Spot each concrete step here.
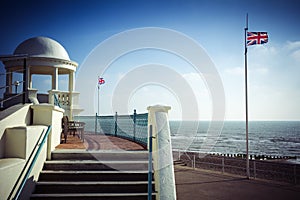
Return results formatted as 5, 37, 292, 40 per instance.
33, 181, 153, 194
31, 193, 156, 200
31, 150, 154, 199
51, 150, 149, 161
39, 170, 152, 182
43, 160, 149, 171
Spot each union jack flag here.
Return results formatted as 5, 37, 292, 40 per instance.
98, 77, 105, 85
247, 32, 268, 46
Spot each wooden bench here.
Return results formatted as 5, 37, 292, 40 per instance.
68, 121, 85, 141
61, 116, 85, 143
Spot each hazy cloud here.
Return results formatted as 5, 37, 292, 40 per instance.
224, 67, 244, 76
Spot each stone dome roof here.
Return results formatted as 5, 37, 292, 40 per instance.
13, 36, 71, 61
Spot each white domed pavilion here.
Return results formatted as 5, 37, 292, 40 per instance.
0, 36, 83, 119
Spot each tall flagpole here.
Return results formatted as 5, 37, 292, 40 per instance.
95, 77, 100, 134
98, 76, 100, 116
244, 13, 250, 179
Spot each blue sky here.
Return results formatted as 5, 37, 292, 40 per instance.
0, 0, 300, 120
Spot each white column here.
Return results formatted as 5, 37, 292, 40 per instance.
147, 105, 176, 200
24, 64, 30, 102
27, 66, 31, 89
69, 71, 74, 92
52, 68, 58, 90
29, 71, 33, 88
68, 71, 74, 120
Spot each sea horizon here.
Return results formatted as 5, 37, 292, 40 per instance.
76, 116, 300, 159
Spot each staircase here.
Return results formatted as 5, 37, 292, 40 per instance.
31, 150, 155, 200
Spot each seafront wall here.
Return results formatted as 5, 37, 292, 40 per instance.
0, 104, 31, 157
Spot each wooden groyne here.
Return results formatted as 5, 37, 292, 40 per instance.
210, 153, 297, 161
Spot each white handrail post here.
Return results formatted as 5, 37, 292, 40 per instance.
147, 105, 176, 200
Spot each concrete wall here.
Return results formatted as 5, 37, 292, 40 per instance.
0, 125, 48, 200
0, 158, 25, 199
0, 104, 31, 157
0, 103, 64, 199
31, 104, 64, 159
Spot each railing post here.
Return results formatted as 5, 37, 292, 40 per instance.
95, 113, 97, 134
222, 156, 225, 174
147, 105, 176, 200
254, 161, 256, 179
294, 165, 297, 184
133, 109, 137, 142
148, 124, 153, 200
193, 155, 196, 169
114, 112, 118, 136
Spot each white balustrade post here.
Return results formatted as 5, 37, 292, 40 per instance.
48, 90, 54, 105
147, 105, 176, 200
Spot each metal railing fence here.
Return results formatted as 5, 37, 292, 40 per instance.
175, 150, 299, 184
95, 109, 148, 147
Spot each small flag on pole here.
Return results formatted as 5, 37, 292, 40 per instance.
98, 77, 105, 85
247, 32, 268, 46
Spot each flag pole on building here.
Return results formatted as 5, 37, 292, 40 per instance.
244, 13, 250, 179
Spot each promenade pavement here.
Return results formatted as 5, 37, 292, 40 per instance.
175, 165, 300, 200
56, 132, 145, 150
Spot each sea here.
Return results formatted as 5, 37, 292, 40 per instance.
77, 117, 300, 160
170, 121, 300, 157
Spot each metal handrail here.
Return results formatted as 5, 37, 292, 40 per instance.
53, 93, 61, 108
0, 92, 24, 104
8, 125, 52, 200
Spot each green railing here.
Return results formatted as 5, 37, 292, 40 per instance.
96, 110, 148, 147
